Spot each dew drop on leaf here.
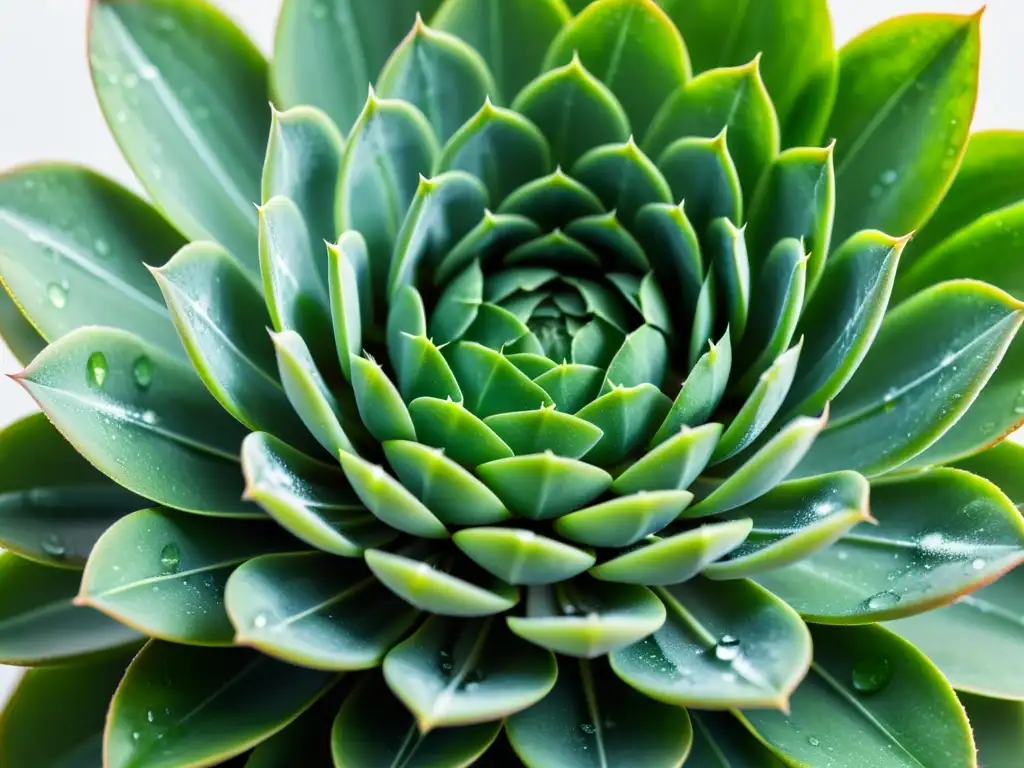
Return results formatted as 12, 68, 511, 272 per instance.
159, 543, 180, 573
714, 634, 740, 661
47, 282, 68, 308
808, 736, 821, 747
147, 710, 155, 723
851, 656, 891, 694
579, 723, 596, 734
86, 351, 108, 388
1013, 388, 1024, 415
40, 534, 66, 560
972, 558, 986, 570
865, 590, 900, 611
133, 356, 153, 390
253, 613, 268, 629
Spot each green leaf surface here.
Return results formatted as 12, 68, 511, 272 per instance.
0, 654, 132, 768
633, 203, 703, 329
328, 232, 370, 381
793, 280, 1023, 478
508, 581, 665, 658
0, 552, 142, 665
435, 212, 542, 284
959, 692, 1024, 768
0, 282, 45, 365
447, 341, 553, 418
477, 453, 612, 520
545, 0, 690, 136
153, 241, 314, 452
454, 528, 595, 585
655, 133, 742, 235
555, 491, 693, 548
17, 326, 254, 516
887, 565, 1024, 700
739, 624, 975, 768
687, 712, 788, 768
498, 169, 605, 233
511, 55, 630, 168
484, 407, 603, 459
576, 384, 672, 467
394, 334, 464, 406
331, 672, 501, 767
0, 412, 143, 568
349, 355, 417, 443
241, 433, 393, 557
615, 423, 721, 495
827, 12, 980, 247
0, 164, 185, 355
611, 577, 810, 709
80, 507, 295, 646
90, 0, 268, 268
572, 140, 672, 227
533, 363, 604, 414
950, 439, 1024, 506
383, 615, 557, 729
226, 551, 418, 670
106, 640, 335, 768
756, 469, 1024, 624
564, 212, 649, 272
408, 396, 513, 466
429, 260, 483, 344
652, 329, 731, 444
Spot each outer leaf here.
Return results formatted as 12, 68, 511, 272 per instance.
793, 281, 1023, 478
79, 507, 295, 645
0, 553, 142, 665
887, 566, 1024, 700
959, 692, 1024, 768
739, 625, 975, 768
383, 615, 557, 730
153, 241, 314, 452
90, 0, 268, 268
611, 577, 811, 709
226, 552, 418, 670
0, 654, 131, 768
246, 694, 338, 767
545, 0, 690, 136
432, 0, 571, 101
506, 657, 692, 768
756, 469, 1024, 624
951, 439, 1024, 506
105, 641, 334, 768
16, 327, 254, 516
331, 672, 501, 767
271, 0, 440, 135
0, 413, 142, 568
0, 165, 185, 355
827, 13, 980, 246
241, 433, 394, 557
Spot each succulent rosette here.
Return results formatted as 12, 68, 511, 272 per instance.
0, 1, 1022, 766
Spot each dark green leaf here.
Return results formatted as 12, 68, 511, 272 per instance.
655, 133, 742, 235
633, 203, 703, 328
338, 452, 449, 539
604, 325, 668, 391
477, 453, 612, 520
349, 355, 417, 443
435, 212, 542, 284
408, 396, 513, 466
533, 362, 604, 414
652, 329, 731, 444
950, 439, 1024, 506
0, 282, 45, 365
564, 211, 649, 272
498, 168, 605, 232
959, 692, 1024, 768
447, 341, 553, 418
328, 231, 371, 381
571, 139, 672, 227
687, 712, 787, 768
555, 491, 693, 548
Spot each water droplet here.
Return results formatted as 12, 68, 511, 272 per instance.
852, 656, 891, 694
132, 356, 153, 390
579, 723, 596, 735
866, 591, 900, 611
139, 63, 159, 81
881, 169, 898, 185
47, 282, 68, 308
132, 732, 140, 741
253, 613, 268, 629
159, 543, 180, 573
94, 238, 110, 256
41, 534, 66, 560
441, 661, 453, 672
972, 558, 986, 570
147, 710, 155, 723
808, 736, 821, 747
157, 15, 176, 31
87, 351, 108, 388
1013, 388, 1024, 415
714, 635, 740, 661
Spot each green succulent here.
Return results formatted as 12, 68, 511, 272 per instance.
2, 0, 1024, 765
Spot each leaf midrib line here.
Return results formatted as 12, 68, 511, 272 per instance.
86, 555, 249, 599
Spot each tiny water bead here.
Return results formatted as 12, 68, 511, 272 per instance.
807, 737, 821, 747
133, 355, 153, 390
46, 281, 68, 308
579, 723, 597, 735
40, 534, 66, 560
253, 613, 268, 629
159, 543, 181, 573
972, 558, 986, 570
714, 635, 741, 661
851, 656, 891, 695
865, 590, 901, 611
86, 351, 109, 388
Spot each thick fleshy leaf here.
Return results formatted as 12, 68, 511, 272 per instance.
0, 654, 131, 768
16, 327, 254, 516
383, 615, 557, 729
0, 283, 45, 365
498, 169, 605, 233
687, 712, 788, 768
564, 211, 649, 272
576, 384, 673, 466
79, 507, 294, 645
408, 396, 513, 466
793, 281, 1023, 478
226, 552, 418, 670
827, 13, 980, 246
436, 100, 551, 205
739, 624, 975, 768
533, 362, 605, 414
511, 55, 629, 168
506, 657, 692, 768
484, 407, 603, 459
951, 439, 1024, 506
603, 324, 668, 392
508, 581, 665, 658
571, 139, 672, 227
328, 231, 370, 380
106, 641, 334, 768
655, 133, 742, 235
331, 672, 501, 767
887, 565, 1024, 699
246, 693, 338, 768
454, 528, 595, 585
433, 0, 570, 101
349, 355, 416, 443
706, 217, 750, 342
394, 336, 464, 406
0, 165, 185, 355
633, 203, 703, 328
704, 472, 872, 580
447, 341, 553, 418
90, 0, 268, 267
545, 0, 690, 136
429, 260, 483, 344
0, 413, 142, 568
611, 577, 811, 709
645, 57, 778, 201
960, 692, 1024, 768
756, 469, 1024, 623
153, 241, 314, 452
271, 0, 440, 135
614, 424, 721, 495
337, 92, 439, 298
477, 453, 612, 520
241, 433, 393, 557
0, 552, 141, 665
383, 439, 511, 525
435, 212, 542, 284
591, 520, 751, 585
555, 491, 693, 548
782, 230, 905, 419
365, 548, 519, 617
652, 329, 731, 444
262, 105, 344, 266
377, 17, 498, 142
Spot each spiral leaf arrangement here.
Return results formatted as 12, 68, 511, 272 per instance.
0, 0, 1023, 766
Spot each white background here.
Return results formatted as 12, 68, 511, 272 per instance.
0, 0, 1017, 695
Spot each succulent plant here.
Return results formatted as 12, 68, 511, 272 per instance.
1, 0, 1023, 765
